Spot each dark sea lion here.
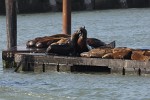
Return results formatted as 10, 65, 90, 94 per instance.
46, 44, 73, 55
87, 38, 106, 48
46, 32, 81, 56
87, 38, 115, 48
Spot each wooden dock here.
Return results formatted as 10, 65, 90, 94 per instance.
2, 49, 150, 76
3, 0, 150, 76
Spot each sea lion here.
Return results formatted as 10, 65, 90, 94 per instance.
112, 47, 132, 59
76, 26, 89, 54
46, 31, 81, 56
35, 38, 61, 48
144, 50, 150, 56
87, 38, 115, 48
81, 47, 132, 59
131, 52, 150, 61
80, 48, 113, 58
26, 40, 37, 48
26, 34, 70, 48
50, 38, 69, 45
131, 49, 150, 61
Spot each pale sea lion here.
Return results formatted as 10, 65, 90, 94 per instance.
80, 48, 112, 58
102, 53, 113, 59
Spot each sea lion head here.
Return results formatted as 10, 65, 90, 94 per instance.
26, 40, 36, 48
77, 26, 87, 39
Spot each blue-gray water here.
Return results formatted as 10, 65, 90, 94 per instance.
1, 8, 150, 100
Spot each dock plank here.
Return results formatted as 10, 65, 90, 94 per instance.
12, 53, 150, 75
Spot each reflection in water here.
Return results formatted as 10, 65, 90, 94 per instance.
119, 0, 128, 8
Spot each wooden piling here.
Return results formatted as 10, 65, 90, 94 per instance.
5, 0, 17, 49
62, 0, 71, 35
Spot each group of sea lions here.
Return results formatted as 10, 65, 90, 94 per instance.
26, 26, 115, 56
26, 26, 150, 61
81, 47, 150, 61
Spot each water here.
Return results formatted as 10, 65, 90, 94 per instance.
0, 8, 150, 100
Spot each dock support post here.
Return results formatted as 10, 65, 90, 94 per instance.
62, 0, 71, 35
5, 0, 17, 50
138, 68, 141, 76
122, 67, 125, 75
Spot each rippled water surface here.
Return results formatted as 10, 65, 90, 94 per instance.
0, 8, 150, 100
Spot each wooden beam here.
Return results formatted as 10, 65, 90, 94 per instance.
5, 0, 17, 49
62, 0, 71, 35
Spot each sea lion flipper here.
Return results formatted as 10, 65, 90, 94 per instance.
106, 41, 116, 48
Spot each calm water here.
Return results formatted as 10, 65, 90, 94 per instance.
1, 8, 150, 100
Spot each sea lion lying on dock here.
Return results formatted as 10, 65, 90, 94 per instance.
81, 47, 112, 58
109, 47, 132, 59
87, 38, 115, 48
26, 34, 70, 48
81, 47, 132, 59
131, 49, 150, 61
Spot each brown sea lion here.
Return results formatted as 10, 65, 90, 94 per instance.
87, 38, 116, 48
131, 49, 150, 61
35, 38, 61, 48
112, 47, 132, 59
51, 38, 69, 45
26, 34, 70, 48
76, 27, 89, 54
131, 52, 150, 61
80, 48, 112, 58
144, 50, 150, 56
132, 49, 145, 55
46, 31, 81, 56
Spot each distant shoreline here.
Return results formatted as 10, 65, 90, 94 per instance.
0, 0, 150, 15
